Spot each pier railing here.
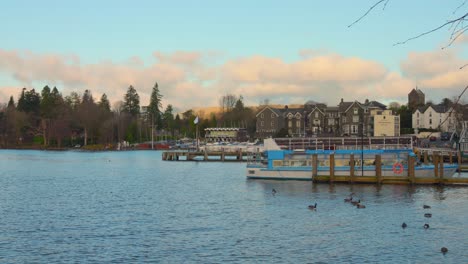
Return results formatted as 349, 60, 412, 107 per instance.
274, 136, 415, 151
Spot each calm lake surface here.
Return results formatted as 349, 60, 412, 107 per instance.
0, 150, 467, 263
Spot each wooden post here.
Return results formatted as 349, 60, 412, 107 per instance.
408, 155, 415, 184
329, 154, 335, 183
239, 149, 243, 161
350, 154, 355, 183
449, 152, 453, 164
221, 149, 225, 161
424, 151, 428, 165
458, 151, 462, 173
433, 153, 439, 179
204, 149, 208, 161
439, 158, 444, 184
312, 154, 318, 179
417, 150, 421, 162
376, 155, 382, 184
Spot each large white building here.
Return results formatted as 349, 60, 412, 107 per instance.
412, 105, 457, 132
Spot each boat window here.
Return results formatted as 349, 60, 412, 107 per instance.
272, 160, 283, 167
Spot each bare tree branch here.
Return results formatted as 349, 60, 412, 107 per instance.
453, 0, 467, 14
461, 63, 468, 69
348, 0, 386, 28
382, 0, 390, 10
393, 12, 468, 46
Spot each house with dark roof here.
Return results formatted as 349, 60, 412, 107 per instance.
255, 106, 285, 138
412, 104, 458, 132
254, 98, 397, 139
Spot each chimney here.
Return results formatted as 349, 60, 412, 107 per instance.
341, 98, 344, 103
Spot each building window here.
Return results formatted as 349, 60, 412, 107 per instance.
353, 115, 359, 123
261, 113, 264, 118
351, 125, 357, 134
271, 121, 275, 127
429, 119, 432, 124
417, 112, 419, 117
429, 112, 432, 117
288, 120, 292, 127
271, 113, 275, 118
315, 112, 319, 118
296, 120, 301, 128
261, 121, 264, 126
353, 108, 358, 114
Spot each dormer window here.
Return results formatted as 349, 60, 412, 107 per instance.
271, 113, 275, 118
261, 113, 264, 118
353, 108, 358, 114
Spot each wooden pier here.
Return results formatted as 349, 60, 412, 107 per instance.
311, 151, 468, 185
162, 149, 249, 162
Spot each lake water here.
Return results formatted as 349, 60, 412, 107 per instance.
0, 150, 467, 263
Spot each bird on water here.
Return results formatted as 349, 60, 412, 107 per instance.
441, 247, 448, 254
424, 213, 432, 218
423, 205, 431, 209
356, 203, 366, 209
272, 189, 277, 196
424, 224, 430, 229
308, 203, 317, 210
401, 222, 407, 228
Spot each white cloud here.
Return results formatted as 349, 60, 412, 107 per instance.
0, 48, 466, 110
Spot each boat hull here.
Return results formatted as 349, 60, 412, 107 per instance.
246, 165, 458, 181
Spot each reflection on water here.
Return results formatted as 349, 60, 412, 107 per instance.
0, 150, 467, 263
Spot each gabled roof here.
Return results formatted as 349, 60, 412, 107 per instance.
414, 104, 450, 114
255, 106, 283, 117
338, 101, 354, 112
365, 100, 387, 110
342, 101, 364, 113
307, 106, 325, 117
283, 108, 305, 116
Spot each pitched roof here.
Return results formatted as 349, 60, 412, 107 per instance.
365, 100, 387, 110
255, 106, 283, 117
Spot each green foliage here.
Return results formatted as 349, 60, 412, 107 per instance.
123, 85, 140, 116
98, 93, 111, 112
17, 88, 40, 114
148, 82, 163, 128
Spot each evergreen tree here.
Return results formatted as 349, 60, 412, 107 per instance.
7, 96, 15, 109
148, 82, 163, 128
123, 85, 140, 116
98, 93, 111, 112
162, 104, 174, 134
17, 88, 26, 112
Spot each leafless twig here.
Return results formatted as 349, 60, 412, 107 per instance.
393, 12, 468, 46
453, 0, 467, 14
348, 0, 387, 28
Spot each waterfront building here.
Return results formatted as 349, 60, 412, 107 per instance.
205, 127, 248, 142
412, 104, 458, 132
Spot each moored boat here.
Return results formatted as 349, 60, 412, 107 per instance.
246, 139, 458, 182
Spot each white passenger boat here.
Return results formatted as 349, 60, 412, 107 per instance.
246, 139, 458, 181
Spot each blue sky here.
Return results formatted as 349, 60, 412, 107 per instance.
0, 0, 466, 110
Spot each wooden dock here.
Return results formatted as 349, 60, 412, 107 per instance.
162, 149, 249, 162
310, 153, 468, 185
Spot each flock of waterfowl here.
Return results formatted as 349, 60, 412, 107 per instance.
401, 204, 448, 254
272, 189, 449, 255
344, 193, 366, 208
